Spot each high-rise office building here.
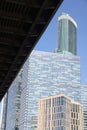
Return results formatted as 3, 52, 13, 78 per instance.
1, 13, 87, 130
1, 74, 86, 130
0, 94, 7, 130
38, 94, 83, 130
19, 50, 80, 130
58, 13, 77, 55
80, 85, 87, 130
0, 71, 22, 130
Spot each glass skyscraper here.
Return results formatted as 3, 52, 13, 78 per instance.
1, 13, 87, 130
80, 85, 87, 130
0, 94, 7, 130
19, 50, 81, 130
1, 71, 22, 130
58, 13, 77, 55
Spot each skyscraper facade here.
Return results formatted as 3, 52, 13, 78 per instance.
58, 13, 77, 55
80, 85, 87, 130
1, 13, 87, 130
38, 94, 83, 130
1, 71, 22, 130
0, 94, 7, 130
19, 50, 81, 130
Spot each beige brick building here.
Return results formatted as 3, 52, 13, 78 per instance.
38, 94, 83, 130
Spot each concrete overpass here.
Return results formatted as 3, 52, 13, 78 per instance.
0, 0, 63, 101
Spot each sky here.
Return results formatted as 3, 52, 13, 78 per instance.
35, 0, 87, 84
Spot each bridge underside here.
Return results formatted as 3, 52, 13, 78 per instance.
0, 0, 63, 101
